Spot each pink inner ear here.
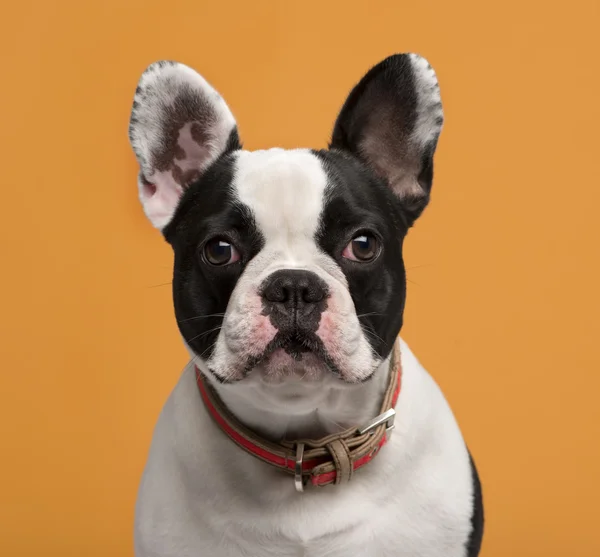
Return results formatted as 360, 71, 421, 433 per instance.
138, 169, 185, 229
141, 182, 157, 199
170, 121, 212, 185
138, 121, 215, 228
139, 120, 225, 228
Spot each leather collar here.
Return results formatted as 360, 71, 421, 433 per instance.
195, 341, 401, 492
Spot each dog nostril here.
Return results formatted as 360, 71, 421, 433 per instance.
302, 287, 325, 304
264, 284, 288, 303
277, 285, 291, 303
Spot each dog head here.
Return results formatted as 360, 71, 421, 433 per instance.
129, 55, 442, 388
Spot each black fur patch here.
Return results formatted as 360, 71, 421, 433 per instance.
163, 153, 263, 362
466, 451, 484, 557
314, 149, 408, 361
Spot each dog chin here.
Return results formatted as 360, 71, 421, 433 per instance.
253, 348, 329, 384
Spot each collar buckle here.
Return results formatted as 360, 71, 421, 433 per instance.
294, 442, 306, 493
358, 407, 396, 440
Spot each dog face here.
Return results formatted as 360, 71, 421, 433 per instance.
129, 55, 443, 385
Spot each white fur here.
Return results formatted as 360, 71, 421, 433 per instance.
135, 340, 474, 557
407, 54, 444, 148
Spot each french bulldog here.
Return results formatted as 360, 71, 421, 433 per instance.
128, 53, 483, 557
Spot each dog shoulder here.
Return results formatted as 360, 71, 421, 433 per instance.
389, 340, 479, 554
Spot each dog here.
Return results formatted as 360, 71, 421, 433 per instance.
128, 53, 484, 557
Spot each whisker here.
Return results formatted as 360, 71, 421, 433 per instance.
356, 312, 384, 319
199, 340, 219, 360
185, 326, 222, 345
360, 324, 385, 345
147, 282, 172, 289
178, 313, 226, 324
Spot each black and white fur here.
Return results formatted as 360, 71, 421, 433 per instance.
129, 54, 483, 557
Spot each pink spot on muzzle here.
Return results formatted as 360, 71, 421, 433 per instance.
316, 306, 345, 366
316, 310, 337, 345
242, 293, 278, 357
250, 317, 277, 354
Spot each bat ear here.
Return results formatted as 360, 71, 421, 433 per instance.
128, 61, 240, 229
331, 54, 443, 226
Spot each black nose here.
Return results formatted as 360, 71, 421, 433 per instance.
261, 270, 328, 328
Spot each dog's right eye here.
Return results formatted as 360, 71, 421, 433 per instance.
202, 238, 240, 266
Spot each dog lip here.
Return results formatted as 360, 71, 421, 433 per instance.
280, 336, 312, 359
245, 339, 313, 370
240, 333, 332, 377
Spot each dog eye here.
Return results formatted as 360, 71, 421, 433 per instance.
203, 238, 240, 266
342, 234, 380, 262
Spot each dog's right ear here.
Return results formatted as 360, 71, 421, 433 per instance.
128, 61, 240, 230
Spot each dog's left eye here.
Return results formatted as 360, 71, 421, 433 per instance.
342, 233, 380, 262
203, 238, 240, 266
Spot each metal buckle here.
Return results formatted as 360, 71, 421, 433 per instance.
294, 442, 305, 493
358, 408, 396, 440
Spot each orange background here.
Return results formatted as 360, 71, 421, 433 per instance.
1, 1, 599, 555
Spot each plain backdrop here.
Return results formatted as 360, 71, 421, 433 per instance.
1, 1, 599, 555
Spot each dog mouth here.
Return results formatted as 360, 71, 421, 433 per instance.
278, 333, 318, 359
242, 332, 340, 379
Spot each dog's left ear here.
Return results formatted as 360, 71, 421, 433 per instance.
330, 54, 443, 226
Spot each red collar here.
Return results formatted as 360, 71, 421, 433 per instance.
195, 343, 402, 491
